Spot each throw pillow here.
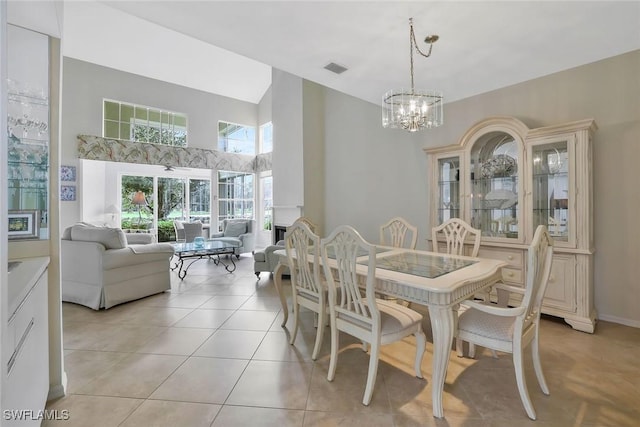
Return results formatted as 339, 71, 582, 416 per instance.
223, 221, 247, 238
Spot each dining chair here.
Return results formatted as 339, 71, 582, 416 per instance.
379, 216, 418, 249
294, 216, 318, 234
456, 225, 553, 420
285, 221, 326, 360
431, 218, 483, 355
321, 225, 426, 406
431, 217, 481, 257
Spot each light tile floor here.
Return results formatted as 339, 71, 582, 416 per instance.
46, 254, 640, 426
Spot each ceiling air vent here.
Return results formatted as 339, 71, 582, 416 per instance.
324, 62, 348, 74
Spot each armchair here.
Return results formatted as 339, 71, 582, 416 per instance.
61, 223, 175, 309
173, 220, 206, 242
253, 216, 318, 278
209, 219, 256, 257
253, 241, 285, 278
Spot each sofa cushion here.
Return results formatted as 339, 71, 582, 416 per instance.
103, 245, 173, 269
224, 221, 247, 237
212, 236, 241, 247
71, 224, 127, 249
126, 233, 154, 245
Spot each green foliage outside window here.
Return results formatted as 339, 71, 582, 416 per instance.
104, 100, 187, 146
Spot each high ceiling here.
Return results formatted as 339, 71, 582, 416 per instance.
20, 1, 640, 105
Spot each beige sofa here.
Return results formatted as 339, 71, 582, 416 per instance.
61, 223, 175, 309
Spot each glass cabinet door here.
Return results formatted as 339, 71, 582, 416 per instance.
7, 25, 50, 240
469, 131, 520, 239
436, 156, 461, 225
531, 140, 569, 242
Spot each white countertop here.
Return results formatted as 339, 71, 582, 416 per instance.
8, 256, 49, 318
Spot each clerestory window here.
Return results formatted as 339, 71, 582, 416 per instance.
103, 99, 187, 146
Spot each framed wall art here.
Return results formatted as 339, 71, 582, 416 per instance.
60, 165, 76, 182
8, 210, 40, 240
60, 185, 76, 201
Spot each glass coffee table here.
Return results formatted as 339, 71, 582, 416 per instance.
171, 240, 239, 279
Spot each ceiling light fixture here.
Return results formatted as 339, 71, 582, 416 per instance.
382, 18, 443, 132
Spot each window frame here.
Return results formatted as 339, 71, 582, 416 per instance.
217, 120, 257, 155
103, 99, 188, 146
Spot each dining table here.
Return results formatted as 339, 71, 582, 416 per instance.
273, 246, 507, 419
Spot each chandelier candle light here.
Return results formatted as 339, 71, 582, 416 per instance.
382, 18, 443, 132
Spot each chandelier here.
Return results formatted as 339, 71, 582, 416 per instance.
382, 18, 443, 132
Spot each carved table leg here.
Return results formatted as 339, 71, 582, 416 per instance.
428, 305, 455, 419
274, 262, 288, 327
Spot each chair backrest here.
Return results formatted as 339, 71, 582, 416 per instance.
322, 225, 379, 336
222, 219, 254, 235
379, 217, 418, 249
519, 225, 554, 330
182, 221, 203, 243
173, 220, 185, 241
292, 216, 317, 235
431, 218, 481, 257
285, 221, 322, 301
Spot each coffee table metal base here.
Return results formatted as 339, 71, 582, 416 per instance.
171, 241, 239, 279
172, 253, 236, 279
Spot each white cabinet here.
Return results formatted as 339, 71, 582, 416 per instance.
4, 258, 49, 426
426, 117, 597, 332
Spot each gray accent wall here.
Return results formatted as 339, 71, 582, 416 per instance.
61, 57, 259, 228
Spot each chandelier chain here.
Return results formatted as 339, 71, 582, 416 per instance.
409, 17, 435, 94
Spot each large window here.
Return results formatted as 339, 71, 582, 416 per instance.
259, 122, 273, 153
104, 100, 187, 146
218, 121, 256, 154
189, 179, 211, 223
218, 171, 254, 228
121, 174, 210, 241
121, 175, 154, 228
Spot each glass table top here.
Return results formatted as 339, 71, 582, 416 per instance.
173, 240, 238, 253
359, 252, 477, 279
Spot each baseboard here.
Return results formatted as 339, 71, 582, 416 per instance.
47, 371, 67, 401
598, 314, 640, 328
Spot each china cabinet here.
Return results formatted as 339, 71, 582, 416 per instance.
425, 116, 597, 332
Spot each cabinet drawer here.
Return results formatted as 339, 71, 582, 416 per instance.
477, 247, 524, 267
8, 286, 37, 354
501, 267, 523, 285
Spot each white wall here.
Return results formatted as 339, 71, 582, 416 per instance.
79, 160, 105, 224
258, 86, 272, 127
322, 50, 640, 327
